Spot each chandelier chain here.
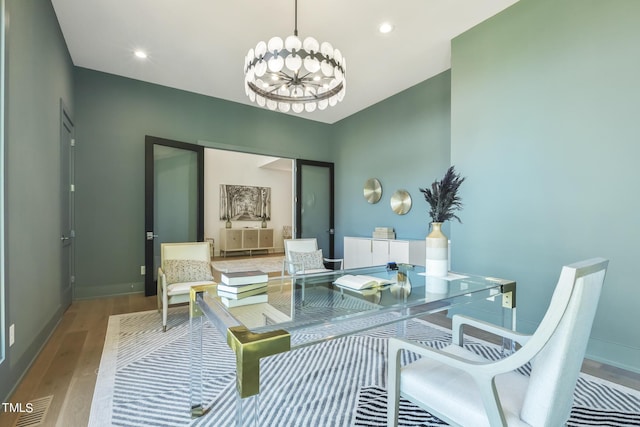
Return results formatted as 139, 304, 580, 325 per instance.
294, 0, 298, 37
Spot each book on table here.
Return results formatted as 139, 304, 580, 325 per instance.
217, 281, 267, 294
333, 274, 395, 291
220, 270, 268, 286
221, 293, 268, 308
217, 285, 268, 300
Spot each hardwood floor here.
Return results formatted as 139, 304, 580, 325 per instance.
2, 291, 638, 427
1, 294, 157, 427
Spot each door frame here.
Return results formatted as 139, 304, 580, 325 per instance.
144, 135, 204, 296
295, 159, 336, 259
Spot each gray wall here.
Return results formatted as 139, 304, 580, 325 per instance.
1, 0, 75, 402
73, 68, 333, 298
450, 0, 640, 371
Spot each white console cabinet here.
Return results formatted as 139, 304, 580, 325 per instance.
220, 228, 274, 257
343, 236, 425, 269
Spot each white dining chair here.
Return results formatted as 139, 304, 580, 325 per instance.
282, 238, 343, 276
387, 258, 609, 427
157, 242, 216, 331
281, 238, 344, 303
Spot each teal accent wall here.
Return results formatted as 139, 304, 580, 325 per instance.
450, 0, 640, 372
73, 69, 333, 298
73, 69, 451, 298
332, 71, 452, 256
1, 0, 74, 402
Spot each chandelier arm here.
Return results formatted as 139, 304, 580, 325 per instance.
273, 71, 294, 84
296, 71, 312, 81
267, 83, 285, 95
248, 81, 344, 103
302, 81, 329, 89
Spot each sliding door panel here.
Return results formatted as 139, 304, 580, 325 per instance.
296, 160, 335, 259
144, 136, 204, 296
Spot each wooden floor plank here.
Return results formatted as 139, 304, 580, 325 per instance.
36, 330, 87, 427
54, 373, 98, 427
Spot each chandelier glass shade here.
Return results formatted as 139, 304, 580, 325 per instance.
243, 7, 346, 113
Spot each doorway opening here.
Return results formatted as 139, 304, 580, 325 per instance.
144, 137, 335, 296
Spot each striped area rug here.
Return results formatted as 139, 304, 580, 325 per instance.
355, 386, 640, 426
89, 307, 640, 426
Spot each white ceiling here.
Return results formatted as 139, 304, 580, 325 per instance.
51, 0, 518, 124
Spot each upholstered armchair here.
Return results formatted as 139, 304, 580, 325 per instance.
282, 238, 343, 276
157, 242, 215, 332
387, 258, 609, 427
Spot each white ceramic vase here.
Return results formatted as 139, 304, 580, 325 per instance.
426, 277, 449, 294
425, 222, 448, 277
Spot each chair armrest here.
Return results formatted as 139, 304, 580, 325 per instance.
388, 337, 517, 427
389, 337, 489, 373
282, 259, 305, 275
157, 267, 168, 292
452, 314, 531, 347
388, 337, 486, 427
388, 336, 526, 385
323, 257, 344, 270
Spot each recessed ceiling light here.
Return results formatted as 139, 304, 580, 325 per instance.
379, 22, 394, 34
134, 50, 148, 59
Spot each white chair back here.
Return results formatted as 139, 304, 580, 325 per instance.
161, 242, 210, 267
520, 258, 608, 426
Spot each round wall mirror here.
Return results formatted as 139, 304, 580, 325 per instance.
390, 189, 412, 215
363, 178, 382, 204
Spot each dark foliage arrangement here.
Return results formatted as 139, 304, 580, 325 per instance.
419, 166, 465, 223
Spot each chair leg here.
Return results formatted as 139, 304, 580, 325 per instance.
477, 379, 508, 427
162, 310, 167, 332
387, 339, 401, 427
162, 296, 168, 332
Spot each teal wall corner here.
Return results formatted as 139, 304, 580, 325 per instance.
332, 71, 452, 258
450, 0, 640, 372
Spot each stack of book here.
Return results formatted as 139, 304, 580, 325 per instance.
373, 227, 395, 239
218, 270, 269, 308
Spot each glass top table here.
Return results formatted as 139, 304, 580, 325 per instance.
189, 264, 516, 423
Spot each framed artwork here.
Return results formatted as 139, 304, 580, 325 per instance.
220, 184, 271, 221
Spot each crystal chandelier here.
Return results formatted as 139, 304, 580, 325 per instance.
243, 0, 346, 113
